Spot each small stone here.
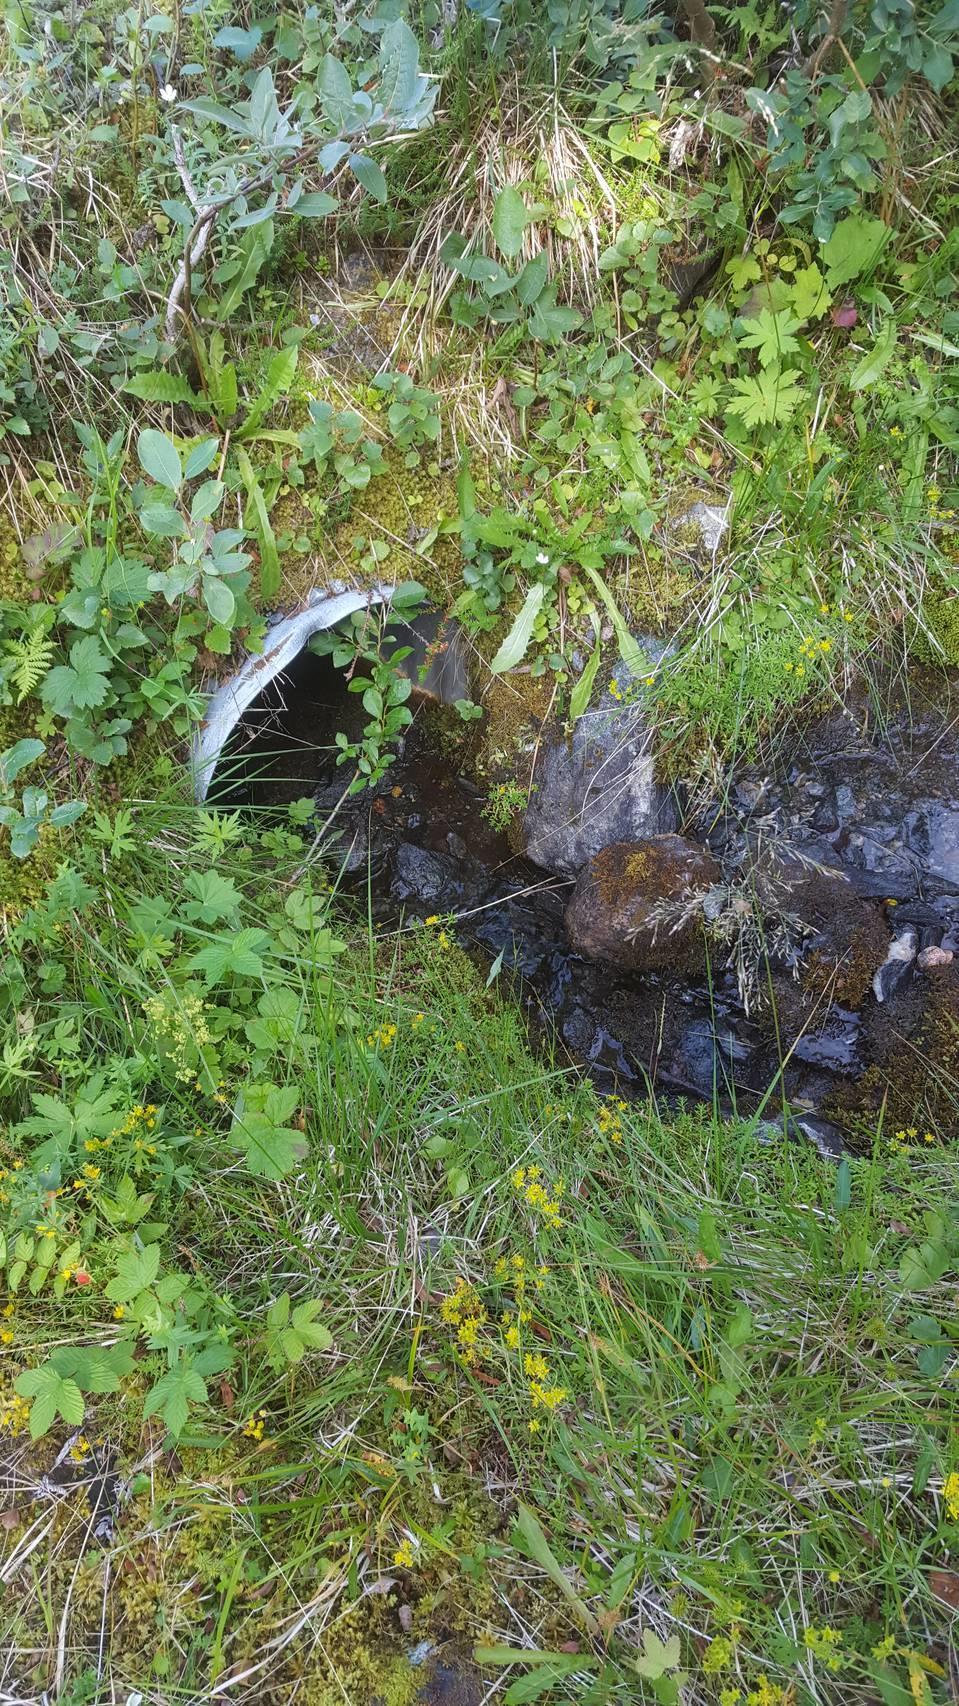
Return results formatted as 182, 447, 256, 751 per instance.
917, 944, 954, 970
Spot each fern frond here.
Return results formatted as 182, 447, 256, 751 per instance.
4, 627, 56, 703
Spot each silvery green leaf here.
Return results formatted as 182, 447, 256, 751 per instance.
317, 53, 355, 128
377, 17, 421, 112
349, 153, 387, 203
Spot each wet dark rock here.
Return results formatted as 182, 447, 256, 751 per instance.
392, 843, 462, 904
792, 1006, 862, 1074
565, 836, 721, 973
872, 927, 918, 1003
523, 684, 676, 877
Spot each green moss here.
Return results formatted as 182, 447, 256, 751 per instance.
919, 589, 959, 667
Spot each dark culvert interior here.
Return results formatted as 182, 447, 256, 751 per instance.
207, 615, 855, 1144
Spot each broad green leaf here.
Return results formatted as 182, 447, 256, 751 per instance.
15, 1364, 85, 1437
204, 576, 236, 627
137, 429, 182, 492
182, 869, 243, 925
179, 97, 253, 135
232, 1083, 305, 1180
349, 153, 387, 204
821, 213, 890, 288
635, 1629, 682, 1680
492, 185, 531, 259
294, 191, 338, 218
848, 318, 897, 390
105, 1242, 161, 1302
317, 53, 354, 128
490, 583, 546, 674
515, 250, 549, 307
377, 17, 421, 112
189, 926, 269, 986
569, 632, 601, 722
790, 261, 832, 322
185, 437, 221, 478
0, 738, 45, 788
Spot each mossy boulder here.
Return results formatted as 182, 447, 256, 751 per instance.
565, 835, 721, 973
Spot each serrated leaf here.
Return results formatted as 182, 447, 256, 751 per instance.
237, 345, 298, 440
738, 308, 802, 368
848, 318, 897, 390
15, 1365, 85, 1436
189, 926, 269, 986
124, 371, 204, 405
490, 583, 545, 674
725, 367, 804, 428
492, 185, 531, 259
232, 1083, 305, 1180
105, 1242, 161, 1302
821, 213, 891, 288
143, 1362, 208, 1438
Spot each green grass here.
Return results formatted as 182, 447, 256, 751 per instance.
1, 794, 957, 1703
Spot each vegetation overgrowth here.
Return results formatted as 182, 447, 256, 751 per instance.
1, 0, 958, 1700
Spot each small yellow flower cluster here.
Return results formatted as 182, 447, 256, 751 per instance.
943, 1470, 959, 1521
243, 1409, 270, 1442
366, 1023, 398, 1050
529, 1376, 568, 1413
1, 1299, 14, 1346
890, 1126, 937, 1153
0, 1391, 31, 1436
927, 483, 957, 522
785, 633, 832, 677
597, 1097, 628, 1145
439, 1277, 487, 1366
411, 1012, 425, 1028
609, 677, 625, 702
100, 1104, 159, 1164
512, 1165, 564, 1229
144, 993, 211, 1081
704, 1636, 736, 1674
393, 1537, 417, 1568
69, 1163, 103, 1199
745, 1677, 789, 1706
69, 1435, 91, 1463
804, 1625, 844, 1672
494, 1252, 548, 1298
